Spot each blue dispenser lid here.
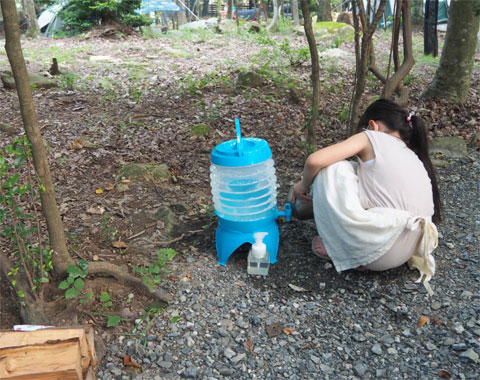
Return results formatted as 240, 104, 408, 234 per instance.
211, 137, 272, 167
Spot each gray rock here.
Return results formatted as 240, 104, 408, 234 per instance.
224, 347, 235, 359
116, 163, 170, 182
236, 71, 264, 88
230, 353, 246, 364
354, 363, 368, 376
1, 70, 57, 89
372, 343, 383, 355
430, 136, 468, 158
182, 366, 198, 378
460, 348, 479, 363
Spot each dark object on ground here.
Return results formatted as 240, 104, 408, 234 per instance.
49, 58, 60, 75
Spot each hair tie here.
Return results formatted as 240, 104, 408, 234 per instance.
406, 111, 415, 122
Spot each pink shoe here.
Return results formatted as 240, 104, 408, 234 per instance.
311, 236, 331, 261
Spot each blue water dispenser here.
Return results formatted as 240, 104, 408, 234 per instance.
210, 119, 291, 266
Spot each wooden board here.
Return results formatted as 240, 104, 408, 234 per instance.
0, 326, 97, 374
0, 338, 82, 380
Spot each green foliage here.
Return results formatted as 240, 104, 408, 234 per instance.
1, 137, 53, 303
59, 72, 79, 90
58, 259, 90, 301
100, 291, 113, 307
60, 0, 151, 35
134, 248, 178, 290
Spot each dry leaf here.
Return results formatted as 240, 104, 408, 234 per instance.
95, 188, 104, 194
283, 327, 296, 335
112, 241, 127, 249
68, 140, 83, 150
288, 283, 309, 292
104, 182, 115, 191
86, 206, 105, 215
80, 139, 95, 148
417, 315, 430, 327
186, 274, 192, 279
266, 322, 284, 338
120, 179, 131, 184
244, 337, 254, 353
169, 275, 179, 281
123, 355, 141, 369
437, 370, 452, 379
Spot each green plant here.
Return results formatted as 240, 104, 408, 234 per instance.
58, 259, 93, 302
338, 107, 349, 122
1, 137, 53, 304
59, 72, 79, 90
134, 248, 178, 290
99, 291, 113, 307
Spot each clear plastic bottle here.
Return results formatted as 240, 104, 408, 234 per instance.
210, 158, 278, 222
247, 232, 270, 276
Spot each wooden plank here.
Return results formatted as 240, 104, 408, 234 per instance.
0, 327, 93, 371
0, 339, 82, 380
84, 366, 96, 380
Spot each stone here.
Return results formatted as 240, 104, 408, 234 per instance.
320, 364, 334, 374
115, 183, 129, 192
295, 22, 355, 44
460, 348, 479, 363
183, 366, 198, 378
153, 206, 177, 233
242, 21, 262, 33
430, 136, 468, 158
0, 123, 17, 135
236, 71, 264, 88
218, 19, 237, 33
372, 343, 383, 355
116, 163, 170, 182
1, 70, 57, 90
354, 363, 368, 376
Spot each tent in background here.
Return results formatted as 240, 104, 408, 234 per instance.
135, 0, 182, 14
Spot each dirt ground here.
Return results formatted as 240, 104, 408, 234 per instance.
0, 27, 479, 338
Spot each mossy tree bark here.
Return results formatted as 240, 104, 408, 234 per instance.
300, 0, 321, 150
422, 0, 480, 102
21, 0, 39, 38
316, 0, 332, 22
292, 0, 300, 27
227, 0, 233, 18
266, 0, 280, 31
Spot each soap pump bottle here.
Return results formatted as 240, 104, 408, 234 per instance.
247, 232, 269, 276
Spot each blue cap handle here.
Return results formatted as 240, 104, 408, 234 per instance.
235, 118, 243, 155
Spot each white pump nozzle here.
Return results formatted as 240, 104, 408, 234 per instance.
252, 232, 268, 259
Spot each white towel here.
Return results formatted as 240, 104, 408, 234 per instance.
312, 161, 438, 295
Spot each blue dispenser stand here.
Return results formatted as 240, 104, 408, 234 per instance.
212, 118, 291, 266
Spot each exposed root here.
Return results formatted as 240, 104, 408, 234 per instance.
88, 262, 172, 303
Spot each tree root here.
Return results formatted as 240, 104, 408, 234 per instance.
88, 262, 172, 303
0, 252, 49, 325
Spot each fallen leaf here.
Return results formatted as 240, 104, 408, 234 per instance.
112, 241, 127, 249
437, 370, 452, 379
68, 140, 83, 150
123, 355, 141, 369
283, 327, 296, 335
104, 182, 115, 191
266, 322, 284, 338
243, 337, 254, 353
95, 188, 104, 194
169, 275, 179, 281
288, 283, 309, 292
86, 206, 105, 215
120, 179, 131, 184
417, 315, 430, 327
186, 274, 192, 279
430, 315, 445, 326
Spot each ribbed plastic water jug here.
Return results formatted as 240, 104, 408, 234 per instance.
210, 125, 277, 223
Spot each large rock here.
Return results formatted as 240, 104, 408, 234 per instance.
295, 22, 354, 45
218, 19, 237, 34
179, 18, 218, 31
116, 163, 170, 182
242, 21, 262, 33
430, 136, 468, 158
236, 71, 264, 88
1, 70, 57, 90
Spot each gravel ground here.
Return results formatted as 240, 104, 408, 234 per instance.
97, 150, 479, 379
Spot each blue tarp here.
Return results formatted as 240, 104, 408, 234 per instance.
135, 0, 182, 14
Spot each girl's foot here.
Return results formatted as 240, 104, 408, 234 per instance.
311, 235, 331, 261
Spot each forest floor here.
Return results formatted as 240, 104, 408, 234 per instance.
0, 25, 479, 379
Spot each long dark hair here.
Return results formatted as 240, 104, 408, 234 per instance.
357, 99, 441, 224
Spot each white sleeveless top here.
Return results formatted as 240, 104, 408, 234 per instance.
357, 131, 434, 218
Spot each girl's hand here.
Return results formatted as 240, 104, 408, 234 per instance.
293, 180, 312, 204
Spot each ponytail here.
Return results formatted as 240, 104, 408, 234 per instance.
358, 99, 442, 224
409, 116, 442, 224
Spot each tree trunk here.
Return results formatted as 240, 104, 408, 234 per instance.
300, 0, 320, 150
227, 0, 233, 19
316, 0, 332, 22
424, 0, 439, 56
292, 0, 300, 26
21, 0, 39, 38
203, 0, 209, 17
1, 0, 72, 276
422, 0, 480, 102
412, 0, 423, 26
177, 1, 187, 25
266, 0, 280, 31
348, 0, 387, 136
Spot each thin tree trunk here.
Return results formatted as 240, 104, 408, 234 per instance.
316, 0, 332, 22
21, 0, 39, 38
1, 0, 72, 276
412, 0, 423, 26
422, 0, 480, 102
292, 0, 300, 27
300, 0, 320, 150
424, 0, 439, 56
227, 0, 233, 19
266, 0, 279, 31
348, 0, 387, 136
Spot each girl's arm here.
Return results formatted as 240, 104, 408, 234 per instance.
293, 132, 372, 203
